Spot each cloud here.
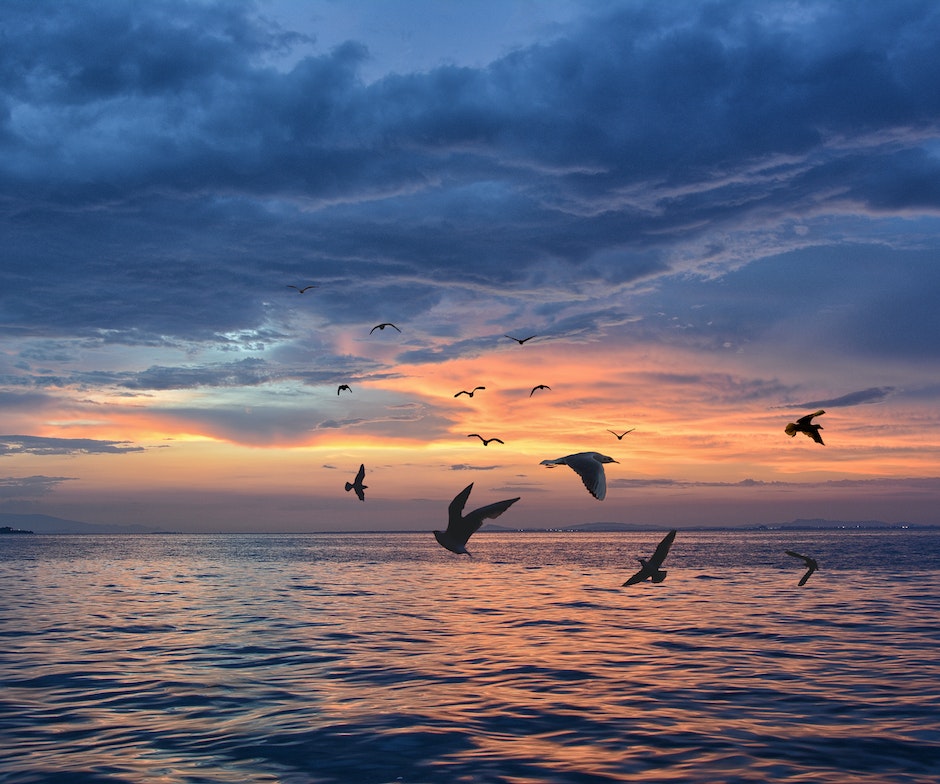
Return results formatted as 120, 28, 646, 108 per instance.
450, 464, 500, 471
0, 475, 75, 497
795, 387, 896, 409
0, 435, 144, 456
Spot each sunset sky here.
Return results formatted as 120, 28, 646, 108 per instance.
2, 0, 940, 532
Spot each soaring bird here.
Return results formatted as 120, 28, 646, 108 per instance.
455, 387, 486, 398
433, 483, 520, 556
468, 434, 504, 446
540, 451, 618, 500
370, 322, 401, 334
529, 384, 551, 397
345, 464, 367, 501
622, 530, 678, 586
607, 429, 635, 440
287, 285, 317, 293
785, 550, 818, 586
337, 384, 352, 395
505, 334, 536, 345
785, 409, 826, 445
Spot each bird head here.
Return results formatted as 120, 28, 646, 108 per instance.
595, 453, 618, 463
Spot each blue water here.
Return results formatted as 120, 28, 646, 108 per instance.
2, 530, 939, 783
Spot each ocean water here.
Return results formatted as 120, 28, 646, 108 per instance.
1, 529, 939, 784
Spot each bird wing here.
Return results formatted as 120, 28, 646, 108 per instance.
785, 549, 809, 564
355, 464, 365, 484
622, 565, 648, 586
461, 497, 520, 538
562, 452, 607, 500
648, 530, 677, 569
354, 485, 365, 501
808, 429, 825, 445
796, 410, 825, 426
446, 484, 475, 537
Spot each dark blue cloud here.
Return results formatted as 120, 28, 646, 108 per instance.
0, 435, 144, 455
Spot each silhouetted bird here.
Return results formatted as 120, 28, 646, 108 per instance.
623, 530, 677, 586
433, 483, 520, 556
287, 285, 317, 293
468, 434, 504, 446
607, 429, 635, 440
345, 464, 367, 501
540, 451, 618, 500
337, 384, 352, 395
370, 322, 401, 334
455, 387, 486, 398
529, 384, 551, 396
785, 550, 818, 586
505, 334, 536, 344
785, 409, 826, 444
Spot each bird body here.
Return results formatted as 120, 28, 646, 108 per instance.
505, 334, 536, 345
345, 464, 367, 501
785, 409, 826, 444
468, 434, 504, 446
370, 322, 401, 334
623, 530, 677, 586
337, 384, 352, 395
433, 483, 520, 556
455, 386, 485, 398
607, 428, 635, 440
529, 384, 551, 396
540, 451, 618, 500
785, 549, 818, 586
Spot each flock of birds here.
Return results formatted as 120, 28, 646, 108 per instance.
294, 285, 824, 587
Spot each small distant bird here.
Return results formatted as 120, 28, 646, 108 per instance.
784, 409, 826, 445
622, 530, 678, 586
433, 483, 520, 556
540, 451, 618, 500
345, 464, 367, 501
505, 334, 536, 345
370, 322, 401, 334
529, 384, 551, 397
337, 384, 352, 395
468, 434, 504, 446
455, 387, 486, 398
287, 285, 317, 293
607, 429, 635, 440
785, 550, 818, 586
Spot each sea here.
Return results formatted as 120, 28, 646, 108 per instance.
1, 529, 939, 784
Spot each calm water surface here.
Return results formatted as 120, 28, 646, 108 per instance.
1, 530, 939, 783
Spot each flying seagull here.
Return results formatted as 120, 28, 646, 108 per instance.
785, 550, 818, 586
468, 434, 504, 446
607, 429, 635, 440
529, 384, 551, 397
622, 530, 678, 586
370, 322, 401, 334
455, 387, 486, 398
433, 483, 520, 556
784, 409, 826, 445
540, 451, 618, 500
337, 384, 352, 395
345, 464, 367, 501
505, 334, 536, 345
287, 285, 317, 293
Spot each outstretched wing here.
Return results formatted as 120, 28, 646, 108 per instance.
355, 464, 365, 484
446, 484, 475, 536
622, 567, 647, 586
462, 497, 521, 538
796, 409, 825, 426
785, 549, 810, 566
564, 453, 607, 500
648, 530, 677, 569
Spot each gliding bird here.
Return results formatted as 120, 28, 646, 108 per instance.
468, 434, 504, 446
540, 451, 618, 500
622, 530, 677, 586
345, 464, 367, 501
785, 550, 818, 586
529, 385, 551, 396
505, 334, 536, 345
370, 322, 401, 334
784, 409, 826, 445
455, 387, 486, 398
433, 483, 520, 556
607, 429, 635, 440
337, 384, 352, 395
287, 285, 317, 293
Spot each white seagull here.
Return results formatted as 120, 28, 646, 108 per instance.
622, 530, 677, 586
540, 451, 618, 500
345, 464, 367, 501
433, 483, 520, 556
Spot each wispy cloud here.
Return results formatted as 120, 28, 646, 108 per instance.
0, 436, 144, 456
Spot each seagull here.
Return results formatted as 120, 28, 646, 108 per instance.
785, 550, 818, 586
287, 285, 317, 293
540, 451, 618, 500
607, 429, 635, 440
337, 384, 352, 395
468, 434, 504, 446
784, 409, 826, 445
622, 530, 678, 586
529, 384, 551, 397
370, 322, 401, 334
345, 464, 367, 501
455, 386, 486, 398
433, 483, 520, 556
505, 334, 536, 345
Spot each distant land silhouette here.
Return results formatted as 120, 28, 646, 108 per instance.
0, 513, 165, 535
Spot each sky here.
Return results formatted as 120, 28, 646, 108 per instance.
2, 0, 940, 532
